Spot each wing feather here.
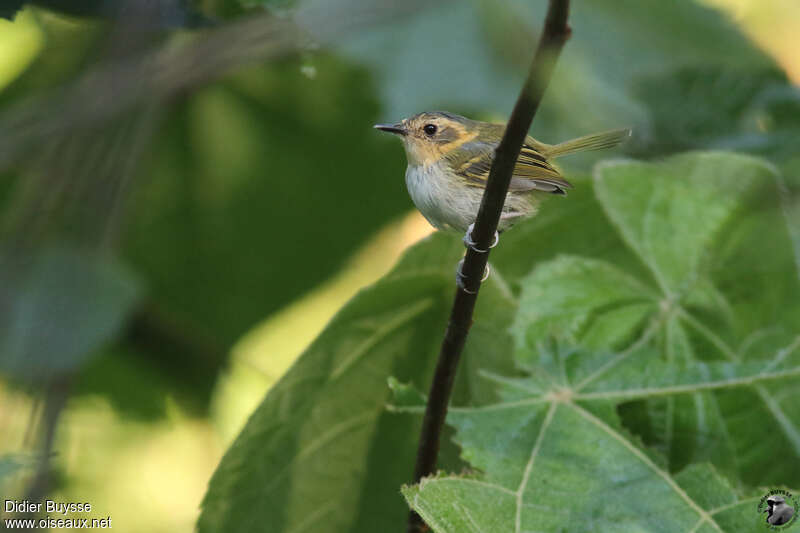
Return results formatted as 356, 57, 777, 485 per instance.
448, 138, 572, 194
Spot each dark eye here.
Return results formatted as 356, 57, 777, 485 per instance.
423, 124, 437, 136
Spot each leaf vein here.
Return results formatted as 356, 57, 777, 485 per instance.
570, 402, 724, 533
515, 402, 558, 533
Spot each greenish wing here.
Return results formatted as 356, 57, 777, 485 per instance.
449, 139, 572, 194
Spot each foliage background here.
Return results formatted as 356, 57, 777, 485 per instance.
0, 0, 798, 531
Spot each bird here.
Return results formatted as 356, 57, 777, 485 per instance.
375, 111, 630, 235
766, 495, 795, 526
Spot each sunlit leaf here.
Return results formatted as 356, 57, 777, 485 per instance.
198, 233, 517, 533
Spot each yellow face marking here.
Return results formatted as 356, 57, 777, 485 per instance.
402, 118, 478, 167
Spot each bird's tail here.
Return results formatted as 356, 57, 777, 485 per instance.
542, 128, 631, 158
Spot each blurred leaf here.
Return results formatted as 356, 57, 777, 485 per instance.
198, 233, 517, 533
0, 245, 141, 380
0, 16, 427, 407
335, 0, 772, 141
199, 0, 285, 18
0, 9, 103, 104
337, 1, 520, 121
119, 56, 415, 395
1, 1, 213, 27
72, 345, 178, 419
0, 1, 25, 19
633, 66, 800, 162
0, 454, 27, 483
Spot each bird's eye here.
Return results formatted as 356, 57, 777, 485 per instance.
423, 124, 437, 136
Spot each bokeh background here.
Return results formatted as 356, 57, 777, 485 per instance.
0, 0, 798, 531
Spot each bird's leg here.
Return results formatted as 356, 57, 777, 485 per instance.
456, 223, 496, 293
462, 222, 499, 253
456, 258, 490, 294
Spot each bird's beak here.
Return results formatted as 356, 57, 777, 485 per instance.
374, 122, 407, 136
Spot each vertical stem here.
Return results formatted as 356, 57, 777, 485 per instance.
407, 2, 571, 531
22, 376, 71, 522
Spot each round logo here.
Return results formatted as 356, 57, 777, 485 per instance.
758, 490, 798, 529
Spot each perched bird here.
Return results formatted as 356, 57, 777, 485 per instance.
375, 111, 629, 234
766, 495, 795, 526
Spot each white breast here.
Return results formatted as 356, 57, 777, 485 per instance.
405, 163, 479, 232
404, 162, 537, 233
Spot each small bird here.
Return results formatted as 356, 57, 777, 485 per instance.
766, 496, 795, 526
375, 111, 629, 234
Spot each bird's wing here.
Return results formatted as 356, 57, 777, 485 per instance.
448, 138, 573, 194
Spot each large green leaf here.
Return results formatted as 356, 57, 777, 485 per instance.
536, 153, 800, 484
400, 152, 800, 531
122, 58, 412, 372
402, 343, 798, 531
198, 233, 518, 532
404, 395, 774, 532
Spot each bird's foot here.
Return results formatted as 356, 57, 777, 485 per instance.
462, 223, 499, 253
456, 258, 490, 294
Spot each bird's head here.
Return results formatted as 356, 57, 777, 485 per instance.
768, 496, 786, 509
374, 111, 483, 167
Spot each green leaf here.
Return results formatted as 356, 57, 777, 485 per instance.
125, 59, 412, 344
0, 22, 422, 400
511, 255, 657, 356
491, 177, 649, 285
387, 376, 427, 411
402, 152, 800, 531
518, 153, 800, 484
632, 66, 800, 160
198, 233, 517, 533
403, 346, 797, 532
594, 153, 765, 296
336, 0, 773, 142
120, 57, 414, 396
0, 245, 141, 379
710, 168, 800, 336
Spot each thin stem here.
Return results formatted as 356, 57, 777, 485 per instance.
22, 376, 71, 522
406, 2, 571, 531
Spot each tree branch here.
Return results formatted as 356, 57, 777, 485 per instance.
407, 2, 571, 531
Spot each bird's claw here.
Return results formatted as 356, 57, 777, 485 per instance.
463, 223, 499, 253
456, 258, 490, 294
